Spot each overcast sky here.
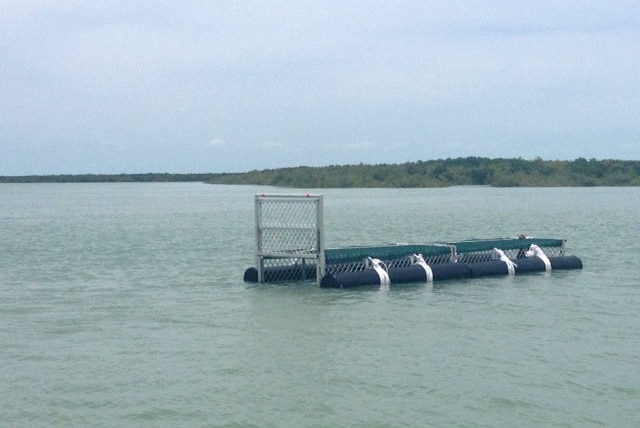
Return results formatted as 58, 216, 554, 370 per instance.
1, 1, 638, 175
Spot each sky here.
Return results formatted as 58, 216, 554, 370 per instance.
1, 1, 639, 175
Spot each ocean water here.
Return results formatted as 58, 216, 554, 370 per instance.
1, 183, 639, 427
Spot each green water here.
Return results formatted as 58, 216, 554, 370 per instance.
1, 183, 639, 427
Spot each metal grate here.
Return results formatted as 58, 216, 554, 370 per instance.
454, 243, 564, 264
254, 194, 324, 283
324, 246, 454, 275
323, 244, 563, 276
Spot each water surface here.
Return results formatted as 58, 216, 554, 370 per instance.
1, 184, 639, 427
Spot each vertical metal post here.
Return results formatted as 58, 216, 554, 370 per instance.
316, 195, 325, 283
254, 194, 263, 283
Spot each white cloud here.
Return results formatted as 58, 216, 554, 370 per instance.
1, 0, 639, 174
205, 138, 226, 148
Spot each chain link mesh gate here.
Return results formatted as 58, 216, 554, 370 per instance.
254, 194, 324, 283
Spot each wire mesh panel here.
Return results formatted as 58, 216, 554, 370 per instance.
321, 238, 566, 278
254, 194, 324, 283
324, 244, 454, 275
452, 238, 565, 264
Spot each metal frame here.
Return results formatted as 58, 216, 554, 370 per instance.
254, 194, 325, 283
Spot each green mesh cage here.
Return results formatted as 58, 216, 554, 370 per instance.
249, 194, 569, 284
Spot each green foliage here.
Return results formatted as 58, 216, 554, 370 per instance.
204, 157, 640, 188
2, 158, 640, 187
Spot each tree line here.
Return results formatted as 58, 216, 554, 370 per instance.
2, 158, 640, 187
206, 157, 640, 187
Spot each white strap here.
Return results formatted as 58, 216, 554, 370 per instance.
526, 244, 551, 271
367, 257, 390, 287
494, 248, 517, 275
412, 254, 433, 282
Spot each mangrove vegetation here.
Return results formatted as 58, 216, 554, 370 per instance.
2, 158, 640, 187
205, 157, 640, 187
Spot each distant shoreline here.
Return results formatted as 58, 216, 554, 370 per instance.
0, 173, 216, 184
2, 157, 640, 187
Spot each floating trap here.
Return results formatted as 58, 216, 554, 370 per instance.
243, 194, 582, 288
